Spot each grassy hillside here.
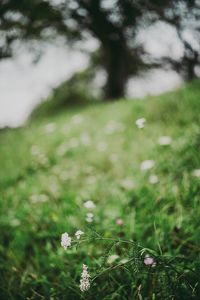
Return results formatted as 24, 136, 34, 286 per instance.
0, 80, 200, 299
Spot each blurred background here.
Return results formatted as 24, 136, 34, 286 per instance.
0, 0, 199, 128
1, 2, 200, 299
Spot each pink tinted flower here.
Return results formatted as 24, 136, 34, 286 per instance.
144, 255, 156, 267
116, 218, 124, 226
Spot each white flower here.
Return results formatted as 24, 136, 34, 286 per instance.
84, 200, 96, 209
30, 194, 49, 203
109, 153, 118, 162
104, 121, 124, 134
44, 123, 56, 133
75, 230, 84, 239
72, 114, 83, 124
136, 118, 146, 129
80, 264, 90, 292
61, 232, 71, 250
97, 142, 107, 152
140, 160, 155, 171
31, 145, 41, 156
120, 178, 135, 190
149, 175, 159, 184
86, 213, 94, 223
69, 138, 79, 148
192, 169, 200, 177
158, 136, 172, 146
80, 132, 91, 146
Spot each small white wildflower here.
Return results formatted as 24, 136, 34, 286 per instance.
61, 232, 71, 250
57, 143, 68, 156
86, 176, 97, 185
97, 142, 107, 152
136, 118, 146, 129
30, 194, 49, 203
120, 178, 135, 190
149, 174, 159, 184
31, 145, 41, 156
75, 230, 84, 240
72, 114, 83, 124
109, 153, 118, 162
80, 264, 90, 292
140, 160, 155, 171
192, 169, 200, 177
86, 212, 94, 223
80, 132, 91, 146
62, 124, 71, 134
69, 138, 79, 148
44, 123, 56, 133
158, 136, 172, 146
105, 121, 124, 134
10, 218, 20, 227
84, 200, 96, 209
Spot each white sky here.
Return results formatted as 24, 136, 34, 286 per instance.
0, 23, 186, 128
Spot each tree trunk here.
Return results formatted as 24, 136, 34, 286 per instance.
185, 56, 198, 81
103, 39, 129, 100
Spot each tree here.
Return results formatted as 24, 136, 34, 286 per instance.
0, 0, 199, 99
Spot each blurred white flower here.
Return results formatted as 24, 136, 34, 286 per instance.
107, 254, 119, 264
80, 264, 90, 292
116, 218, 124, 226
192, 169, 200, 177
30, 194, 49, 203
72, 114, 83, 124
59, 171, 69, 181
86, 176, 97, 185
44, 123, 56, 133
86, 213, 94, 223
158, 136, 172, 146
97, 142, 107, 152
10, 218, 20, 227
75, 230, 84, 239
149, 175, 159, 184
144, 255, 156, 267
80, 132, 91, 146
57, 143, 68, 156
31, 145, 41, 156
109, 153, 118, 163
140, 160, 155, 171
105, 120, 124, 134
69, 138, 79, 148
61, 232, 71, 250
120, 178, 135, 190
84, 200, 96, 209
136, 118, 146, 129
62, 124, 70, 134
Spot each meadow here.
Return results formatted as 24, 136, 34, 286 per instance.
0, 80, 200, 299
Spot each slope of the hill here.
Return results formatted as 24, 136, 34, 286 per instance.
0, 80, 200, 299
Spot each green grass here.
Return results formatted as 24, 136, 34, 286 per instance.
0, 80, 200, 299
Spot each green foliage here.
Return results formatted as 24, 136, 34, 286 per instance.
0, 80, 200, 299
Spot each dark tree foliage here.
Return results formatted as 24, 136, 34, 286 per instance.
0, 0, 199, 99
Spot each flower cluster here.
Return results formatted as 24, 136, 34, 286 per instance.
80, 264, 91, 292
61, 230, 84, 250
61, 233, 71, 250
136, 118, 146, 129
